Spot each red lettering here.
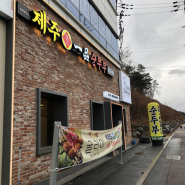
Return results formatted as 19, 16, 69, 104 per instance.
111, 138, 120, 147
90, 52, 96, 67
96, 57, 102, 70
106, 142, 112, 149
102, 61, 107, 73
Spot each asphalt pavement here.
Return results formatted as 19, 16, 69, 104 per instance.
58, 125, 185, 185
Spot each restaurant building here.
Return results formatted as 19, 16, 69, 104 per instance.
1, 0, 132, 184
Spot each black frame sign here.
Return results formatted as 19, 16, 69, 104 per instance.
16, 2, 114, 78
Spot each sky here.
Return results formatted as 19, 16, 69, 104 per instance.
117, 0, 185, 112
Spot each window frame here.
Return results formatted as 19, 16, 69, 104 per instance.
67, 0, 80, 20
106, 26, 112, 44
36, 88, 68, 155
90, 100, 105, 130
57, 0, 119, 60
70, 0, 79, 8
123, 108, 127, 134
109, 0, 117, 10
99, 16, 106, 37
90, 5, 99, 30
80, 0, 90, 20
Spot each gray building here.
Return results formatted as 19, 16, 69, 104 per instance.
0, 1, 14, 185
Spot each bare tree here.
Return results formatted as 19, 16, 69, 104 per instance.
119, 47, 135, 74
146, 80, 161, 98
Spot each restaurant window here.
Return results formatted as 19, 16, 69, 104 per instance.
59, 0, 66, 7
106, 26, 111, 44
36, 88, 68, 155
58, 0, 119, 60
80, 14, 91, 31
112, 34, 118, 53
80, 0, 89, 19
67, 0, 80, 20
99, 17, 105, 37
110, 0, 116, 10
100, 35, 106, 48
107, 42, 113, 53
91, 6, 98, 30
70, 0, 79, 8
91, 25, 100, 40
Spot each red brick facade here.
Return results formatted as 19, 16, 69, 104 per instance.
12, 0, 132, 184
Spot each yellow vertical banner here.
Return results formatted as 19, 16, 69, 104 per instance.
147, 102, 163, 141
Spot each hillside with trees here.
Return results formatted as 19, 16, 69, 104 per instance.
119, 47, 185, 126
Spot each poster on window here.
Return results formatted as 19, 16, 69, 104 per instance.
58, 124, 122, 169
119, 71, 132, 104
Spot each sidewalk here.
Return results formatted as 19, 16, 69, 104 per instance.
57, 141, 165, 184
56, 125, 184, 185
142, 124, 185, 185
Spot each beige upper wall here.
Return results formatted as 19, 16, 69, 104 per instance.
91, 0, 118, 35
0, 18, 6, 185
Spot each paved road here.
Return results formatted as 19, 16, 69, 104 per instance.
61, 125, 185, 185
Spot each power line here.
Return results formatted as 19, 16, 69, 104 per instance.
118, 4, 183, 9
132, 47, 185, 53
146, 66, 185, 71
117, 1, 183, 6
133, 64, 185, 71
124, 45, 185, 49
132, 46, 185, 50
146, 65, 185, 68
118, 9, 183, 16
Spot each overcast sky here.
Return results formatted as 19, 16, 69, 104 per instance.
117, 0, 185, 112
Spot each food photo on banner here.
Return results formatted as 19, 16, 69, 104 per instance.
58, 125, 123, 169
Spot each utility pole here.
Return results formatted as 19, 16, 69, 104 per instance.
183, 0, 185, 28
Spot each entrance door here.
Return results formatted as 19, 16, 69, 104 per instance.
104, 102, 126, 150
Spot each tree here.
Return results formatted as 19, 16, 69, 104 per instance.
180, 112, 185, 116
146, 80, 161, 98
119, 47, 135, 74
119, 47, 160, 96
130, 64, 153, 93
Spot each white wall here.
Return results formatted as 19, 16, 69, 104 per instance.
0, 18, 6, 185
92, 0, 118, 35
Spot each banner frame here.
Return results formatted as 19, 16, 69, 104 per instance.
49, 121, 61, 185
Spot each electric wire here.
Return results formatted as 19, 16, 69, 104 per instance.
125, 45, 185, 49
118, 4, 183, 9
130, 63, 185, 71
146, 66, 185, 71
117, 1, 183, 6
132, 47, 185, 53
118, 9, 183, 16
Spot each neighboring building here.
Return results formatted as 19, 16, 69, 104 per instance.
2, 0, 132, 184
0, 1, 14, 185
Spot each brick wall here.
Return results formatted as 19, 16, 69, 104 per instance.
12, 0, 132, 184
